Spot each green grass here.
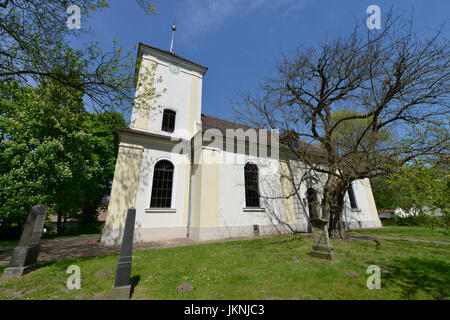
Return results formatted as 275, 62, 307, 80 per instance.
349, 226, 450, 242
1, 235, 449, 300
0, 234, 100, 248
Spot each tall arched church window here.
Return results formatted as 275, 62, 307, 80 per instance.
150, 160, 174, 208
161, 109, 176, 133
347, 183, 358, 209
244, 163, 260, 208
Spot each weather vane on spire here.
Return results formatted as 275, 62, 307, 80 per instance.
170, 18, 176, 53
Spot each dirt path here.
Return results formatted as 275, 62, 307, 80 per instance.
347, 233, 450, 245
0, 235, 277, 266
0, 237, 202, 266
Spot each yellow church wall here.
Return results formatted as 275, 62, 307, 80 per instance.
191, 149, 220, 228
362, 178, 380, 221
103, 143, 144, 232
182, 162, 191, 226
189, 74, 201, 136
279, 160, 296, 224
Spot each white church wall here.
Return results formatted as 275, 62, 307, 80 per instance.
132, 139, 190, 242
130, 52, 203, 140
210, 150, 297, 239
343, 179, 382, 229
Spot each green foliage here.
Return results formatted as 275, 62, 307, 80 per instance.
0, 81, 125, 239
49, 222, 104, 238
388, 214, 450, 230
0, 0, 157, 113
326, 110, 392, 156
372, 158, 450, 214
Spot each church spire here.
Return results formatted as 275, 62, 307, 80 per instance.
170, 19, 176, 53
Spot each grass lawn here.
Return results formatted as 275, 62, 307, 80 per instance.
349, 226, 450, 242
0, 235, 448, 300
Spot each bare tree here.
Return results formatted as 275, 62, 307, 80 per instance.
234, 12, 450, 239
0, 0, 159, 114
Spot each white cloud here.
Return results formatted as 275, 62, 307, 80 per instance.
176, 0, 309, 42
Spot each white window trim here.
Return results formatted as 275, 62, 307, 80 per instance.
145, 208, 177, 214
243, 207, 266, 213
347, 181, 359, 210
161, 108, 177, 133
242, 161, 265, 210
147, 157, 177, 210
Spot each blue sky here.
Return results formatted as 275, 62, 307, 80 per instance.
78, 0, 449, 122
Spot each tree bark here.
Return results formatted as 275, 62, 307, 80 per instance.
56, 211, 62, 235
321, 175, 347, 239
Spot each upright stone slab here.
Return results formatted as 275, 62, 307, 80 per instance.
308, 218, 336, 260
3, 205, 48, 277
110, 208, 136, 300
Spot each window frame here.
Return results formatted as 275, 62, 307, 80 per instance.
149, 159, 175, 209
347, 183, 358, 209
161, 109, 176, 133
244, 162, 261, 208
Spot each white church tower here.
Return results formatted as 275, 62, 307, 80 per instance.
130, 40, 208, 140
101, 28, 209, 245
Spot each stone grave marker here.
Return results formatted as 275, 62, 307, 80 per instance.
3, 205, 48, 277
110, 208, 136, 300
308, 218, 336, 260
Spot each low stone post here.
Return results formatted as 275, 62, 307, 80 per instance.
3, 205, 48, 277
110, 208, 136, 300
308, 218, 336, 260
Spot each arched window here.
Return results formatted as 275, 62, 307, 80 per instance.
347, 184, 358, 209
244, 163, 260, 208
150, 160, 174, 208
161, 109, 176, 133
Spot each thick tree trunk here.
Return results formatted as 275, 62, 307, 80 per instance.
56, 211, 63, 235
321, 175, 347, 239
81, 199, 101, 224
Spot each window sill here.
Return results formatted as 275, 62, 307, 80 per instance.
145, 208, 177, 214
350, 208, 362, 213
243, 208, 266, 213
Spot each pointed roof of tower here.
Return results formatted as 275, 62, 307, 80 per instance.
137, 42, 208, 75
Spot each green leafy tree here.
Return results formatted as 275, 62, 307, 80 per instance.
326, 110, 392, 156
0, 0, 159, 113
79, 111, 127, 224
0, 80, 126, 237
372, 158, 450, 215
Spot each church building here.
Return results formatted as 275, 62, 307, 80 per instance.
100, 42, 381, 246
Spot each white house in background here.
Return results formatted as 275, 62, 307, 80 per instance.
100, 43, 381, 246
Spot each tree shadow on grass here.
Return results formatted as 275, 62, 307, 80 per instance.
248, 236, 307, 250
386, 257, 449, 299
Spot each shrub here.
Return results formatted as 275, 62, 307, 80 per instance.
390, 213, 449, 229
